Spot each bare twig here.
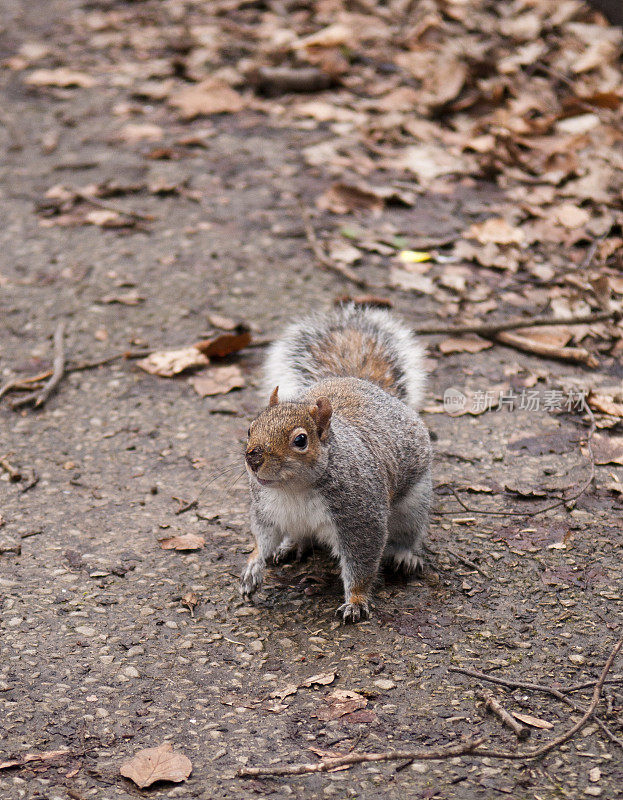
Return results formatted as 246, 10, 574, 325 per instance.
412, 310, 619, 337
479, 692, 530, 740
11, 322, 66, 409
0, 350, 150, 406
0, 457, 22, 482
76, 192, 155, 222
445, 546, 491, 579
238, 737, 485, 777
492, 330, 598, 367
448, 640, 623, 747
300, 205, 373, 289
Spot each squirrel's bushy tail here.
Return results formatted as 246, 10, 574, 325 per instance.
263, 304, 426, 409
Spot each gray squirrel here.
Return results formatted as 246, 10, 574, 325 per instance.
241, 303, 432, 622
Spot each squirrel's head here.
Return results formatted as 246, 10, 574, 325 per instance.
245, 387, 332, 488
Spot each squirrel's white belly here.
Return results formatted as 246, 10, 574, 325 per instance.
256, 486, 338, 550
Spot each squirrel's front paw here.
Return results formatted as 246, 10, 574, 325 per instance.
336, 600, 370, 624
240, 558, 264, 600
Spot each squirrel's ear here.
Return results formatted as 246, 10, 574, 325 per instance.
269, 386, 279, 407
309, 396, 332, 439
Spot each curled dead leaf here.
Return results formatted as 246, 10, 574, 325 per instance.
194, 328, 251, 358
511, 712, 554, 730
138, 347, 208, 377
315, 689, 367, 721
158, 534, 205, 551
120, 742, 192, 788
438, 336, 493, 354
26, 68, 95, 88
168, 78, 244, 119
190, 365, 245, 396
467, 218, 525, 246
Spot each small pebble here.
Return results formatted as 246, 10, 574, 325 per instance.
374, 679, 396, 690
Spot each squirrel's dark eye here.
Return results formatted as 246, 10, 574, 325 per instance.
247, 428, 251, 438
293, 433, 308, 449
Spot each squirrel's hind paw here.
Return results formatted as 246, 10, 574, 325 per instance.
385, 548, 424, 576
336, 600, 370, 624
240, 558, 264, 600
273, 537, 309, 565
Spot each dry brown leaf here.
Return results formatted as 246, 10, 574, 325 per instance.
591, 434, 623, 466
190, 365, 245, 396
207, 314, 238, 331
301, 672, 337, 688
467, 218, 525, 246
137, 347, 208, 377
26, 68, 95, 88
554, 204, 590, 229
181, 591, 198, 611
120, 743, 192, 788
328, 241, 361, 264
438, 336, 493, 354
194, 329, 251, 358
389, 268, 435, 294
315, 689, 367, 721
0, 750, 71, 771
316, 184, 384, 215
168, 78, 244, 119
158, 534, 205, 551
86, 209, 121, 227
511, 327, 573, 349
101, 290, 145, 305
397, 144, 465, 184
588, 391, 623, 418
119, 123, 163, 143
511, 712, 554, 730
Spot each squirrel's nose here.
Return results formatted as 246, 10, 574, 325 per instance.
245, 446, 264, 472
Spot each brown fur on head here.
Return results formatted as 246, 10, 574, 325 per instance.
245, 391, 332, 487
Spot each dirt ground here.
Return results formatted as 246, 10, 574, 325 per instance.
1, 1, 622, 799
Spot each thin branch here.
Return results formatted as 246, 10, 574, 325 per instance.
300, 205, 373, 289
0, 457, 22, 482
472, 637, 622, 759
238, 737, 486, 777
451, 637, 623, 753
412, 310, 619, 337
492, 331, 598, 368
0, 350, 150, 405
11, 322, 66, 409
479, 692, 529, 740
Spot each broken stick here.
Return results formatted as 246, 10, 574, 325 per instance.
479, 692, 529, 740
11, 322, 66, 409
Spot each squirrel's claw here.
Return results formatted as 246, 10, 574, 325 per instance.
240, 558, 264, 600
336, 600, 370, 624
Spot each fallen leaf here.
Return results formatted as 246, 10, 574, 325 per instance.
468, 218, 525, 246
398, 250, 432, 264
190, 365, 245, 396
26, 68, 95, 88
315, 689, 367, 721
389, 268, 435, 294
85, 209, 121, 227
588, 391, 623, 418
396, 144, 465, 184
120, 743, 192, 788
270, 683, 300, 701
328, 241, 362, 264
181, 591, 198, 612
168, 78, 244, 119
301, 672, 337, 688
207, 314, 238, 331
119, 123, 163, 143
317, 184, 384, 215
137, 347, 208, 377
194, 328, 251, 358
438, 336, 493, 354
511, 712, 554, 730
158, 534, 205, 551
554, 204, 590, 229
591, 434, 623, 466
101, 290, 145, 305
0, 750, 71, 771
